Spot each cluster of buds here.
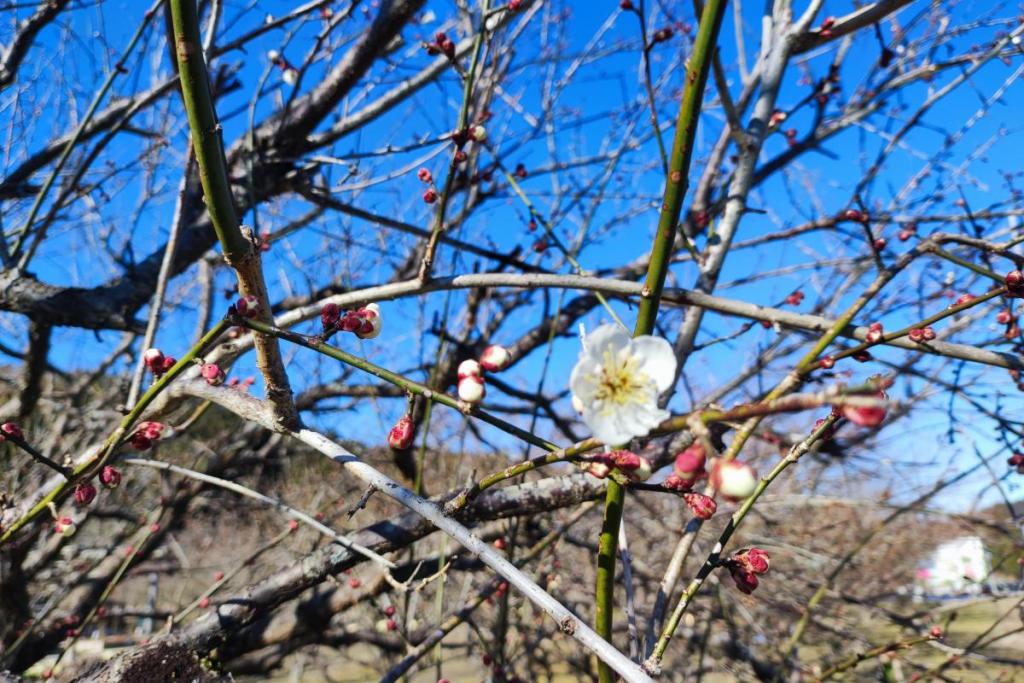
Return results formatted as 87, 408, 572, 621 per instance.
320, 302, 383, 340
582, 449, 652, 482
130, 421, 164, 451
865, 321, 884, 344
908, 326, 936, 343
726, 547, 770, 594
73, 481, 97, 508
784, 290, 804, 306
143, 348, 176, 376
710, 459, 759, 501
834, 387, 888, 428
387, 414, 415, 450
1008, 452, 1024, 474
417, 166, 439, 204
267, 49, 298, 85
455, 344, 512, 406
1005, 270, 1024, 298
425, 31, 456, 59
201, 362, 225, 386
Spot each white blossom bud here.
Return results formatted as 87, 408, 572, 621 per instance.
457, 375, 485, 404
479, 344, 511, 372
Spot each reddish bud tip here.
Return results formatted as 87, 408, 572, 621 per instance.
479, 344, 512, 372
683, 492, 717, 520
73, 481, 97, 508
819, 355, 836, 370
417, 167, 433, 183
423, 188, 439, 204
201, 363, 225, 386
387, 414, 415, 450
235, 295, 260, 318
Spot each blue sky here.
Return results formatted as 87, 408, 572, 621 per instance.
3, 0, 1022, 512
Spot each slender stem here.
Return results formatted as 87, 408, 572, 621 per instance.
169, 0, 297, 429
595, 3, 728, 677
815, 634, 934, 681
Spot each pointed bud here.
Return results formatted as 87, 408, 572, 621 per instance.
388, 415, 415, 450
457, 375, 485, 404
479, 345, 512, 372
100, 466, 122, 489
711, 460, 758, 501
683, 492, 717, 520
201, 363, 225, 386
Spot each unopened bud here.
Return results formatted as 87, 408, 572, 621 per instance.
457, 359, 482, 379
1, 422, 23, 440
143, 348, 165, 373
457, 375, 485, 404
711, 460, 758, 501
683, 492, 716, 520
354, 303, 382, 339
235, 295, 260, 318
74, 481, 97, 507
201, 363, 225, 386
388, 414, 415, 450
479, 345, 512, 372
54, 516, 76, 537
673, 442, 707, 482
837, 388, 887, 428
100, 466, 122, 489
321, 303, 341, 330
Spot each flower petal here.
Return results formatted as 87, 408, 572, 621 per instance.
582, 324, 630, 360
630, 336, 677, 393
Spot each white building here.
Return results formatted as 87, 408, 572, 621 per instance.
915, 536, 991, 596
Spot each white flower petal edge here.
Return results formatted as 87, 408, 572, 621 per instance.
569, 324, 677, 445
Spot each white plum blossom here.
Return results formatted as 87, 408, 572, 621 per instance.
569, 324, 676, 445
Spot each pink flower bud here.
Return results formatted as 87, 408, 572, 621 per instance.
457, 359, 482, 379
54, 516, 76, 537
843, 209, 866, 222
818, 355, 836, 370
388, 414, 415, 450
609, 450, 651, 481
143, 348, 165, 373
873, 237, 887, 250
73, 481, 97, 507
386, 618, 397, 631
0, 422, 23, 440
908, 328, 926, 343
838, 389, 887, 427
733, 547, 770, 574
898, 229, 913, 241
100, 465, 122, 489
479, 345, 512, 372
160, 356, 177, 374
384, 605, 396, 617
683, 492, 717, 520
711, 460, 758, 501
457, 374, 485, 404
349, 577, 361, 588
417, 167, 433, 183
866, 322, 883, 344
997, 309, 1013, 324
673, 442, 707, 482
354, 303, 382, 339
199, 597, 211, 609
953, 293, 975, 307
201, 363, 225, 386
423, 188, 439, 204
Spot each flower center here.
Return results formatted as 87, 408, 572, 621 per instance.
593, 349, 649, 410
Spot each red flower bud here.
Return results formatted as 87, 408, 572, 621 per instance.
160, 356, 177, 374
663, 474, 694, 492
514, 163, 527, 179
818, 355, 836, 370
683, 492, 717, 520
320, 303, 341, 330
235, 295, 260, 318
997, 309, 1013, 324
873, 237, 887, 250
386, 618, 397, 631
388, 415, 415, 450
619, 0, 633, 8
733, 547, 770, 574
73, 481, 97, 507
866, 322, 884, 344
852, 350, 873, 363
1005, 270, 1024, 296
908, 328, 926, 343
729, 567, 759, 594
0, 422, 23, 440
493, 537, 507, 550
417, 167, 433, 183
423, 188, 439, 204
384, 605, 396, 617
843, 209, 867, 222
100, 465, 122, 489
